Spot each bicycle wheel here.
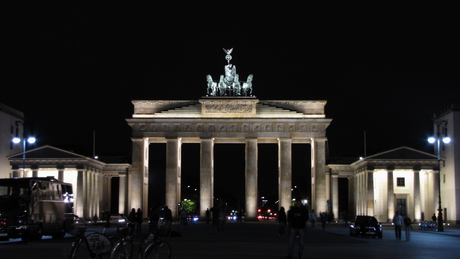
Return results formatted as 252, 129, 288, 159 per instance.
138, 234, 154, 252
141, 240, 171, 259
69, 239, 82, 259
110, 240, 133, 259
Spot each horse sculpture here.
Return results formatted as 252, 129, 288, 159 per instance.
241, 74, 253, 96
206, 75, 217, 96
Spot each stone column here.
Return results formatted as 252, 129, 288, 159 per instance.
245, 138, 258, 220
312, 138, 327, 213
58, 168, 64, 181
75, 169, 84, 217
130, 138, 148, 213
278, 138, 292, 210
348, 176, 355, 218
331, 175, 339, 220
387, 170, 395, 221
102, 175, 111, 213
367, 170, 374, 216
200, 138, 214, 218
119, 173, 127, 214
12, 169, 21, 178
413, 170, 421, 222
166, 138, 181, 218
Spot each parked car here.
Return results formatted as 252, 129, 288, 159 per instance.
349, 215, 383, 239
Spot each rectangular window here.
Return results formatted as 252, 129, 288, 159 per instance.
397, 177, 405, 187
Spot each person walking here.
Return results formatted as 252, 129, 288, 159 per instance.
286, 201, 309, 259
309, 209, 317, 229
278, 207, 287, 236
404, 215, 412, 241
392, 211, 404, 240
320, 212, 327, 230
163, 206, 173, 235
128, 208, 136, 223
135, 208, 143, 234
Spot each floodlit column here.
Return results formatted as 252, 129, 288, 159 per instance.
12, 169, 21, 178
102, 175, 111, 213
58, 168, 64, 181
367, 171, 374, 216
130, 138, 148, 214
312, 138, 327, 213
119, 174, 127, 214
75, 169, 84, 217
332, 175, 339, 221
245, 138, 258, 220
387, 170, 395, 221
278, 138, 292, 210
414, 170, 421, 222
166, 138, 181, 219
348, 176, 355, 218
200, 138, 214, 218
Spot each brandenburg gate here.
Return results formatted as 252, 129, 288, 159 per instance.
126, 49, 332, 219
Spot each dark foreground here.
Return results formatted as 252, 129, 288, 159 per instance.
1, 220, 460, 259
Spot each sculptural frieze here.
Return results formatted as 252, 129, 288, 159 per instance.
205, 48, 254, 97
204, 103, 253, 113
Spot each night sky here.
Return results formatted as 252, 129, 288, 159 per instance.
2, 3, 459, 209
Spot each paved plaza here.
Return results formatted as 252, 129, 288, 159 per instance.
1, 220, 459, 258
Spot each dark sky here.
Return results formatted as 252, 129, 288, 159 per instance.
2, 2, 459, 206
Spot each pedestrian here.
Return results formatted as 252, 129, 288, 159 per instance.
404, 215, 412, 241
320, 212, 327, 230
392, 211, 403, 240
286, 201, 309, 259
432, 213, 437, 223
180, 208, 188, 226
309, 209, 317, 228
211, 206, 223, 233
136, 208, 143, 234
128, 208, 136, 222
278, 207, 287, 236
206, 208, 211, 224
149, 206, 160, 233
163, 206, 172, 235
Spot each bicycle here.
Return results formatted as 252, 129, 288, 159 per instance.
138, 230, 172, 259
110, 222, 136, 259
69, 218, 120, 259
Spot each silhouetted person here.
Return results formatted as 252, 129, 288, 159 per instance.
163, 206, 172, 234
136, 208, 143, 234
206, 208, 211, 224
128, 208, 136, 222
393, 211, 403, 240
404, 215, 412, 241
320, 212, 327, 230
309, 209, 317, 228
278, 207, 287, 236
287, 201, 308, 259
149, 206, 160, 233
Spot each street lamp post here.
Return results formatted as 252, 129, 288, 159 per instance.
427, 120, 451, 232
12, 121, 36, 175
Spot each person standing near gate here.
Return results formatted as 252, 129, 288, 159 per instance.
404, 215, 412, 241
392, 211, 404, 240
286, 200, 309, 259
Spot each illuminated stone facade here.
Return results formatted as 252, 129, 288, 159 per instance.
127, 97, 332, 219
8, 145, 130, 219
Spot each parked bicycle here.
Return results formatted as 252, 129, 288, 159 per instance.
138, 231, 172, 259
110, 222, 136, 259
69, 217, 120, 259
